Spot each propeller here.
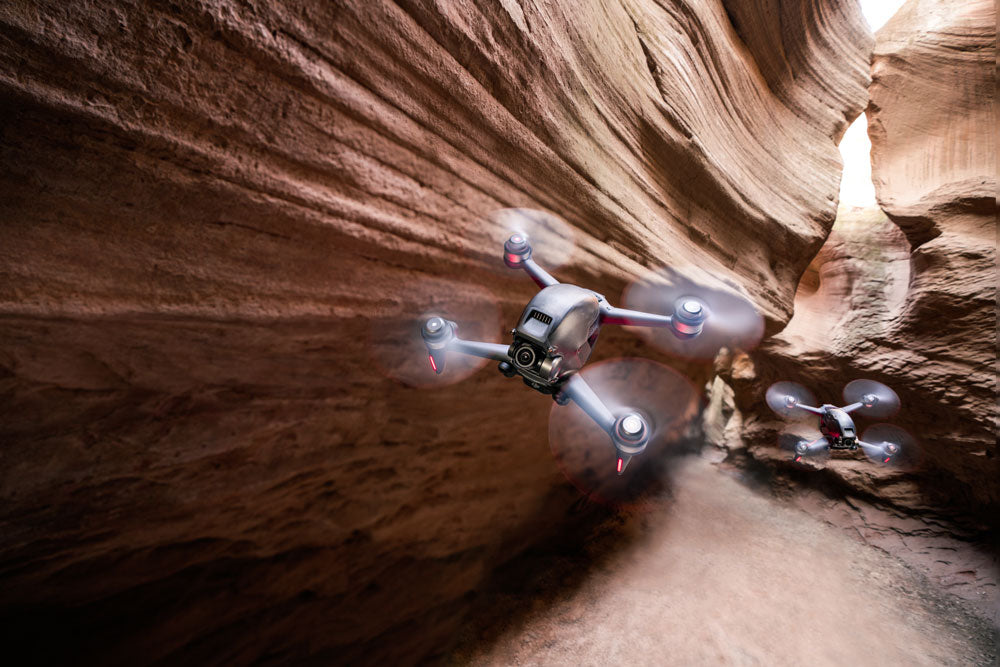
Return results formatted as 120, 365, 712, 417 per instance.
777, 429, 830, 464
485, 208, 576, 273
843, 379, 900, 419
859, 423, 917, 468
548, 358, 700, 508
766, 381, 819, 419
368, 277, 503, 388
622, 266, 764, 360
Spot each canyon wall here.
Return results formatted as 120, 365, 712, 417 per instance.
868, 0, 996, 513
715, 0, 997, 614
0, 1, 871, 664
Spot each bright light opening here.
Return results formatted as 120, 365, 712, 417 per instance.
859, 0, 907, 32
837, 0, 908, 210
838, 113, 876, 208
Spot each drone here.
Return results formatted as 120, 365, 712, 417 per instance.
421, 231, 760, 475
765, 379, 912, 465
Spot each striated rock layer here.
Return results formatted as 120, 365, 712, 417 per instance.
715, 0, 997, 618
0, 1, 869, 664
868, 0, 997, 513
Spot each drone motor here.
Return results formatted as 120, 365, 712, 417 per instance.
503, 233, 531, 268
421, 316, 456, 374
843, 379, 901, 418
670, 297, 708, 339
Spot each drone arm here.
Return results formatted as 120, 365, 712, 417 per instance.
503, 235, 559, 289
804, 437, 826, 452
793, 404, 824, 415
601, 297, 707, 338
856, 439, 879, 455
600, 306, 673, 328
422, 317, 510, 374
840, 402, 864, 414
857, 439, 897, 463
521, 258, 559, 289
449, 338, 511, 363
557, 374, 649, 475
427, 336, 510, 374
557, 373, 616, 435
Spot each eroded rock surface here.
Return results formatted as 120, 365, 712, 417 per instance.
0, 1, 870, 664
714, 0, 997, 620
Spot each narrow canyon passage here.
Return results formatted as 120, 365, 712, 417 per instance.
449, 457, 997, 665
1, 0, 995, 663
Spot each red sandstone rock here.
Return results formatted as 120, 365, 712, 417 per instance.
714, 0, 996, 615
0, 1, 869, 663
722, 0, 996, 515
867, 0, 997, 517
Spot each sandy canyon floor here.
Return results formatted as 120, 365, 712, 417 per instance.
448, 457, 997, 666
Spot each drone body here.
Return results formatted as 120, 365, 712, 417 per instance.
766, 380, 910, 465
818, 407, 858, 450
421, 232, 729, 475
504, 282, 603, 394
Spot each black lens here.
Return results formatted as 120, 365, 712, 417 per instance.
515, 345, 536, 368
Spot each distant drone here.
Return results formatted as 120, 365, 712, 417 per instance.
421, 232, 760, 474
766, 379, 912, 465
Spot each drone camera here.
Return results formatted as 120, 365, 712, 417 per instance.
508, 335, 565, 387
508, 336, 563, 387
513, 342, 539, 369
670, 297, 707, 339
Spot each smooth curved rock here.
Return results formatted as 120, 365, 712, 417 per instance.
722, 0, 872, 142
715, 0, 996, 616
0, 1, 869, 663
869, 0, 995, 237
722, 0, 996, 521
868, 0, 997, 515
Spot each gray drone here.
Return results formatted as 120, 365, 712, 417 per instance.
766, 380, 912, 465
421, 232, 760, 474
